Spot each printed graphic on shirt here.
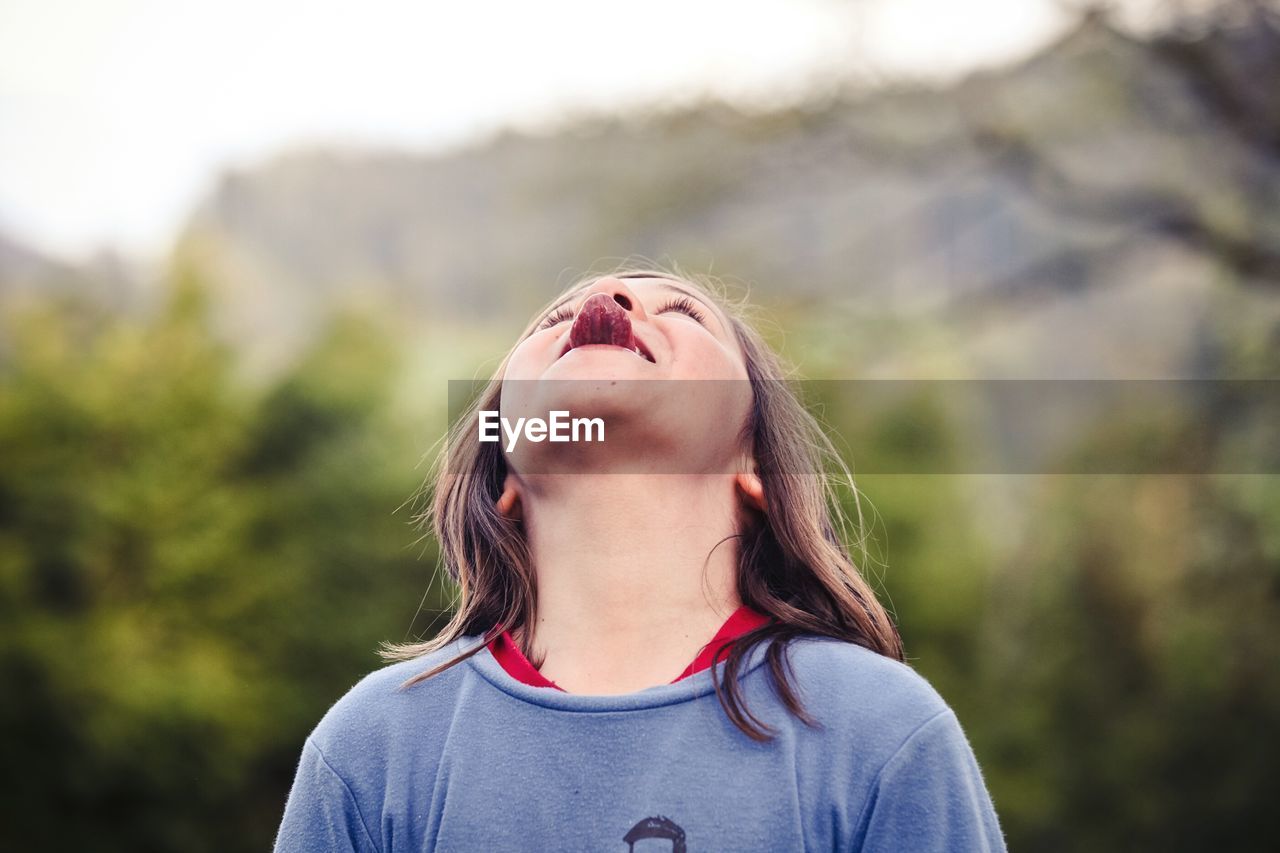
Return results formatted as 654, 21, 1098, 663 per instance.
622, 815, 687, 852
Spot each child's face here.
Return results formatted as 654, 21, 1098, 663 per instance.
498, 275, 754, 474
504, 275, 747, 384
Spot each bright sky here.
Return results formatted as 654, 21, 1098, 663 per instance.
0, 0, 1113, 261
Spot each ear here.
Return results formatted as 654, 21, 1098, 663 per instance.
496, 471, 524, 520
735, 468, 766, 514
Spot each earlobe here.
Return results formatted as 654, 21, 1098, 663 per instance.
496, 473, 523, 520
735, 470, 766, 513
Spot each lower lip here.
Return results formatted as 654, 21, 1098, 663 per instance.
561, 344, 651, 362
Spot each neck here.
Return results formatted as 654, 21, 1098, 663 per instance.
514, 473, 744, 695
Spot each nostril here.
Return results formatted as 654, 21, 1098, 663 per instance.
612, 293, 631, 310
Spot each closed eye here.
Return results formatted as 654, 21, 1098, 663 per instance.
535, 305, 575, 331
657, 296, 707, 326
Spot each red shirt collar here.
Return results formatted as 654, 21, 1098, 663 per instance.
488, 604, 772, 692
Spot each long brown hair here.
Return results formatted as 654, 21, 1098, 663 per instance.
380, 263, 904, 741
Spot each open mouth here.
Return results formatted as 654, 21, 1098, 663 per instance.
558, 292, 656, 363
558, 337, 654, 363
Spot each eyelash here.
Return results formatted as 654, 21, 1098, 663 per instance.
536, 296, 707, 330
658, 296, 708, 326
536, 306, 575, 330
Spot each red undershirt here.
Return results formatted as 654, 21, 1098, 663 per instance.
488, 604, 772, 691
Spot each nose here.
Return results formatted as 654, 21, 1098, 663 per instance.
574, 277, 648, 321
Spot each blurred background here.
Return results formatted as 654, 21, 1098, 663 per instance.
2, 0, 1278, 849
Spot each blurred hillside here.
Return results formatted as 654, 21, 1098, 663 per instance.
155, 7, 1280, 381
3, 8, 1278, 382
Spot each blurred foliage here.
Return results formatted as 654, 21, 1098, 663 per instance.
0, 271, 442, 851
788, 306, 1280, 850
1, 3, 1278, 850
1, 261, 1277, 852
986, 474, 1280, 851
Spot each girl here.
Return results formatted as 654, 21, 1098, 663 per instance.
274, 268, 1006, 852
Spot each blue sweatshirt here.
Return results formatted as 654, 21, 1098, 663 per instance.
274, 634, 1006, 852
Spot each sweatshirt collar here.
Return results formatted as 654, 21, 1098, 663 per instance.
488, 604, 772, 693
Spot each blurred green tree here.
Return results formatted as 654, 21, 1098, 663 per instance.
0, 268, 440, 851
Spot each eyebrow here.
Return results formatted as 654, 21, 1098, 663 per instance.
538, 276, 729, 335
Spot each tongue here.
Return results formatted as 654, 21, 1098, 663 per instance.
569, 292, 634, 351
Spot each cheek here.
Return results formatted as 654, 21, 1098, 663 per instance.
671, 329, 748, 381
499, 334, 565, 432
665, 330, 752, 444
502, 334, 554, 382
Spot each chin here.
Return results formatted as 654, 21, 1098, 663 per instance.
534, 380, 654, 422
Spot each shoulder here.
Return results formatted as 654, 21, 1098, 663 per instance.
307, 636, 482, 776
774, 638, 1007, 850
773, 635, 952, 743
